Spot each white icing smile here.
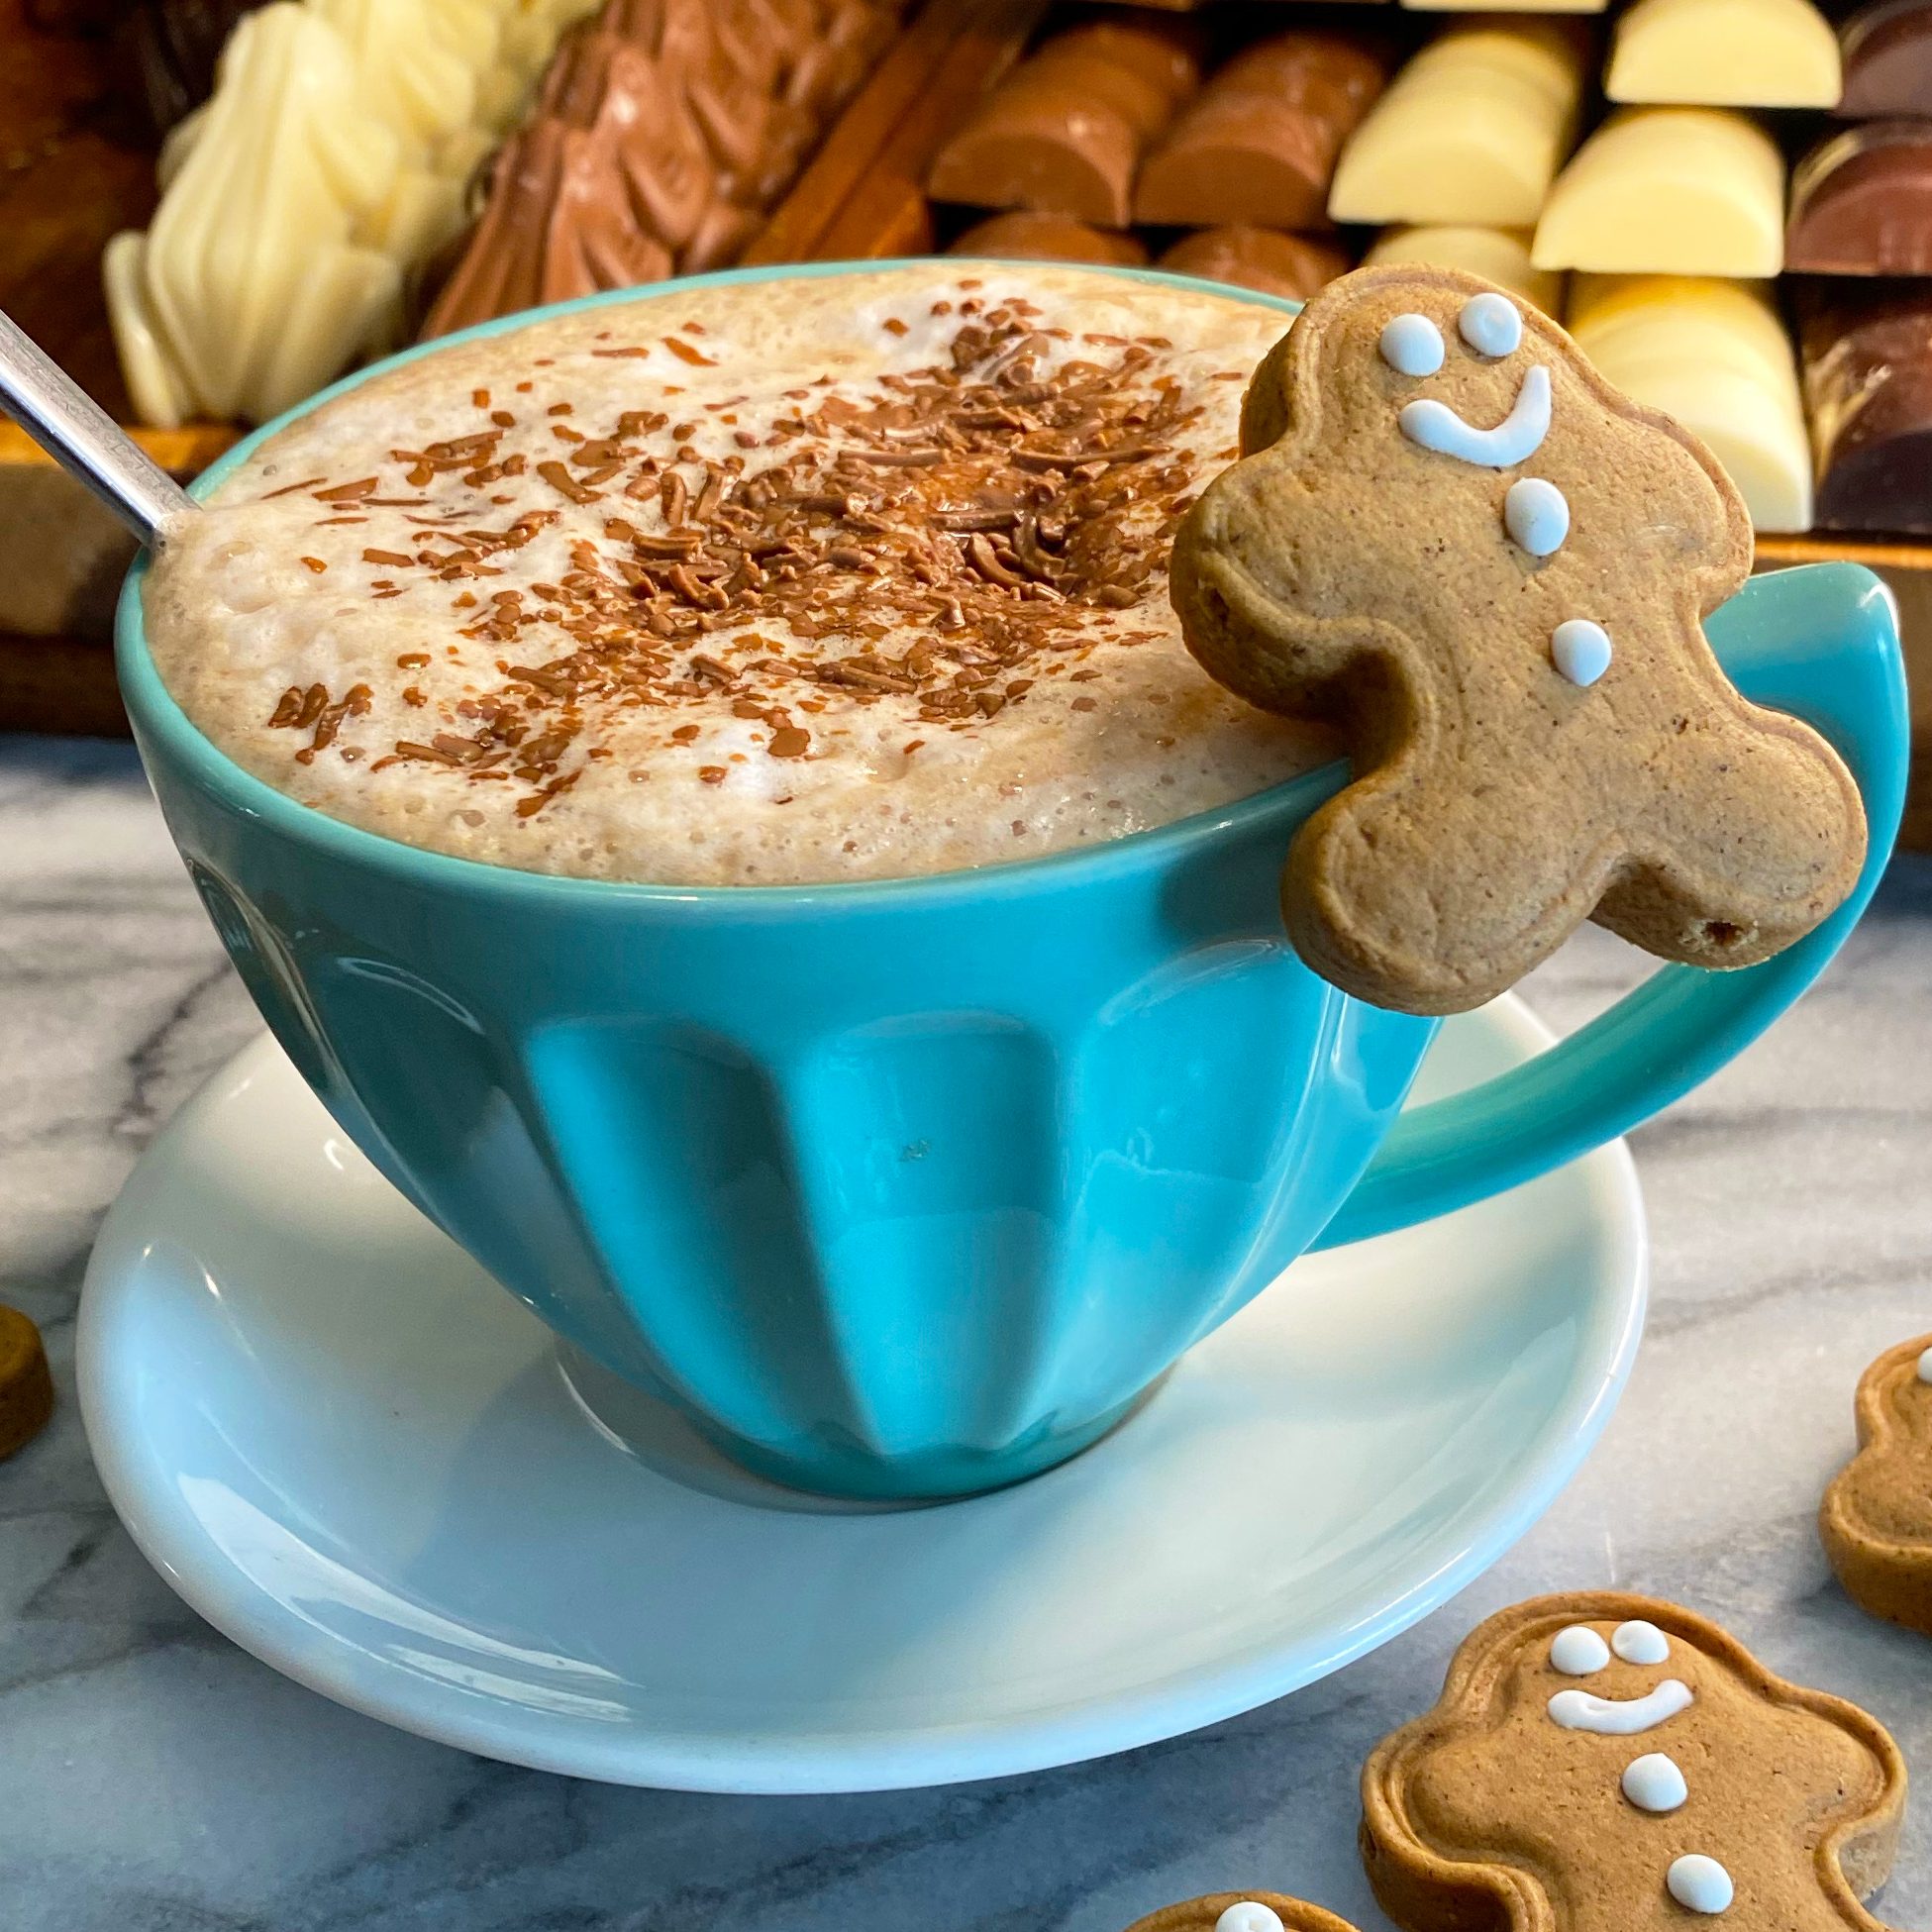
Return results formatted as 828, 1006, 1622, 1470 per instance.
1401, 364, 1552, 468
1548, 1678, 1693, 1734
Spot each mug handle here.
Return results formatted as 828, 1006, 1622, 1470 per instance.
1312, 561, 1909, 1252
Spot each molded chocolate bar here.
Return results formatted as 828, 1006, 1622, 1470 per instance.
1788, 121, 1932, 273
1838, 0, 1932, 117
949, 210, 1150, 264
926, 15, 1204, 226
1533, 108, 1784, 274
1159, 225, 1352, 298
1327, 20, 1587, 227
1365, 222, 1563, 310
1133, 32, 1389, 230
1803, 285, 1932, 531
1607, 0, 1840, 106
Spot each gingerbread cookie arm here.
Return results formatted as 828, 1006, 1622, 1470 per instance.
1361, 1592, 1906, 1932
1821, 1335, 1932, 1637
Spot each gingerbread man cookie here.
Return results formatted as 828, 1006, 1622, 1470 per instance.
1361, 1592, 1904, 1930
1821, 1334, 1932, 1637
1124, 1894, 1360, 1932
1169, 263, 1867, 1015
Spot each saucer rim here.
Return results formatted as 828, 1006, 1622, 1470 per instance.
77, 995, 1646, 1792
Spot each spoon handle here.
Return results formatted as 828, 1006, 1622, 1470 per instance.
0, 307, 198, 547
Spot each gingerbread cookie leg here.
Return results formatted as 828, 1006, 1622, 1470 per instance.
1362, 1593, 1905, 1932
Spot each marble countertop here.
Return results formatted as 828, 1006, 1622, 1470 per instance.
3, 731, 1929, 1932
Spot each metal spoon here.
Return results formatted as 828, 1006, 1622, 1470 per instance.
0, 306, 197, 547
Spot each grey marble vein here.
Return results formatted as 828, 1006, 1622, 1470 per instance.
1, 731, 1928, 1932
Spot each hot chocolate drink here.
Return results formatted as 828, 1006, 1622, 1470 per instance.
143, 264, 1332, 885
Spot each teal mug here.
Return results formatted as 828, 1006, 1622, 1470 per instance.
116, 263, 1909, 1500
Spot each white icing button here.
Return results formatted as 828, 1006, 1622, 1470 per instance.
1459, 291, 1523, 357
1916, 1344, 1932, 1383
1551, 618, 1612, 687
1621, 1752, 1689, 1813
1668, 1855, 1734, 1914
1550, 1625, 1610, 1675
1504, 477, 1569, 557
1400, 364, 1551, 467
1548, 1678, 1693, 1734
1612, 1618, 1671, 1665
1215, 1905, 1286, 1932
1380, 313, 1445, 377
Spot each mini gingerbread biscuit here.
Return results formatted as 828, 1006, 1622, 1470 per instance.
1169, 261, 1867, 1014
1124, 1894, 1361, 1932
0, 1305, 53, 1460
1362, 1593, 1905, 1931
1821, 1334, 1932, 1636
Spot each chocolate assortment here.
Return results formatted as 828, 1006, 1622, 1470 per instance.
423, 0, 899, 338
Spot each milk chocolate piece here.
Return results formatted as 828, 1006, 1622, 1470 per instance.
1839, 0, 1932, 117
1158, 225, 1351, 298
1365, 222, 1563, 310
1532, 108, 1784, 275
926, 16, 1203, 225
1788, 120, 1932, 273
1607, 0, 1840, 106
1328, 20, 1587, 226
950, 210, 1151, 265
1134, 33, 1388, 229
1803, 285, 1932, 531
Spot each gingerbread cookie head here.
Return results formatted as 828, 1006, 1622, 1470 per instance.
1123, 1895, 1360, 1932
1362, 1592, 1905, 1932
1821, 1333, 1932, 1636
1169, 263, 1867, 1015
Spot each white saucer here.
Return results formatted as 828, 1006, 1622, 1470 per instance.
78, 995, 1644, 1793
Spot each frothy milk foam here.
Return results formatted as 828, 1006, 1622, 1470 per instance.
144, 265, 1333, 885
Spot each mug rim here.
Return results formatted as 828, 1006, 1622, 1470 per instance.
116, 256, 1342, 911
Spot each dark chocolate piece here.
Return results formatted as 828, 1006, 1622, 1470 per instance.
114, 0, 262, 136
950, 210, 1151, 265
1837, 0, 1932, 118
1134, 32, 1388, 229
1788, 120, 1932, 273
1158, 225, 1352, 299
1802, 284, 1932, 530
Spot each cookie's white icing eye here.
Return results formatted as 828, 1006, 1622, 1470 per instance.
1611, 1618, 1671, 1665
1549, 1625, 1610, 1674
1459, 292, 1523, 358
1380, 312, 1445, 377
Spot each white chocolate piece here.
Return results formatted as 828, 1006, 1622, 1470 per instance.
104, 0, 592, 429
1403, 0, 1603, 15
1622, 1751, 1689, 1811
1532, 109, 1785, 278
1366, 225, 1565, 315
1549, 1624, 1610, 1673
1668, 1855, 1735, 1913
1607, 0, 1841, 108
1918, 1345, 1932, 1383
1329, 21, 1588, 228
1566, 275, 1811, 532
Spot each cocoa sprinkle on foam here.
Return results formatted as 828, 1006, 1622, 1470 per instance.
256, 300, 1214, 817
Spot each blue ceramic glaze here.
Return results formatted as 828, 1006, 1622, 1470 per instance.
114, 261, 1908, 1498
